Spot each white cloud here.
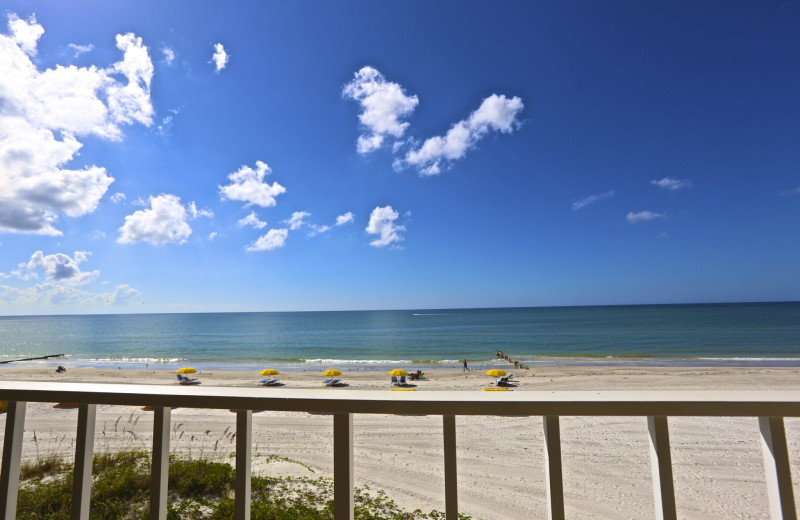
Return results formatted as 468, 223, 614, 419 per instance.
343, 66, 419, 154
219, 161, 286, 207
237, 211, 267, 229
0, 250, 139, 307
0, 282, 140, 306
246, 228, 288, 252
211, 43, 228, 72
572, 190, 615, 211
15, 250, 98, 285
187, 201, 213, 219
0, 14, 154, 235
107, 33, 155, 129
652, 177, 692, 191
95, 284, 139, 305
110, 192, 126, 204
626, 210, 665, 223
67, 43, 93, 58
336, 212, 354, 226
8, 13, 44, 56
403, 94, 523, 175
162, 47, 175, 65
286, 211, 311, 230
366, 205, 405, 247
156, 108, 179, 136
117, 194, 194, 245
309, 224, 330, 236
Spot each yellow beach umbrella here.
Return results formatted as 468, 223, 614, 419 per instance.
388, 369, 408, 376
260, 368, 280, 376
176, 367, 197, 374
322, 369, 342, 377
485, 369, 507, 377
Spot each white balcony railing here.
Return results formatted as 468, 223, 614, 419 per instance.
1, 381, 799, 520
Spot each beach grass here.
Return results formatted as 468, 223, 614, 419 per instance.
15, 450, 472, 520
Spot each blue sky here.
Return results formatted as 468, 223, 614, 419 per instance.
1, 1, 799, 314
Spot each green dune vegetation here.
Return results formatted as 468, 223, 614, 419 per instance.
15, 450, 471, 520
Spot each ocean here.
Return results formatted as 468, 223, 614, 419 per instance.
1, 302, 799, 371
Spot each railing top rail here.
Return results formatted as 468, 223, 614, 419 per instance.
2, 381, 800, 417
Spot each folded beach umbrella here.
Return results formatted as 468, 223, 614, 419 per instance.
485, 369, 507, 377
176, 367, 197, 374
388, 369, 408, 376
259, 368, 280, 376
322, 369, 342, 377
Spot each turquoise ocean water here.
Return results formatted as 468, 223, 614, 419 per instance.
1, 303, 799, 371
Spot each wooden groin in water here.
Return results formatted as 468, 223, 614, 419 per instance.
0, 353, 65, 364
495, 350, 529, 370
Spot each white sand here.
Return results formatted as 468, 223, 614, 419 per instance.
2, 366, 800, 519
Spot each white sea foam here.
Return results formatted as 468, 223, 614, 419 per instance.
698, 357, 800, 361
87, 357, 187, 364
303, 358, 415, 365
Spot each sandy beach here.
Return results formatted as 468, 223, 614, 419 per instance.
2, 366, 800, 519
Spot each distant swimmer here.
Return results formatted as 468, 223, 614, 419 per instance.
463, 358, 471, 372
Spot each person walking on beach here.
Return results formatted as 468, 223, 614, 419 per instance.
463, 358, 470, 372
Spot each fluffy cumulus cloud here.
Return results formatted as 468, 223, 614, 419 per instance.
366, 206, 405, 248
8, 13, 44, 56
0, 249, 139, 307
286, 211, 311, 230
652, 177, 692, 191
572, 190, 615, 211
90, 284, 139, 305
237, 211, 267, 229
626, 210, 665, 223
14, 250, 98, 285
336, 212, 354, 226
219, 161, 286, 207
0, 282, 139, 306
246, 228, 289, 252
211, 43, 228, 72
403, 94, 524, 175
343, 66, 419, 154
0, 13, 154, 235
117, 194, 199, 245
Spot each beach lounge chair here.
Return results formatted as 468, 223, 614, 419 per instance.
390, 375, 399, 386
324, 378, 341, 387
496, 374, 516, 386
259, 378, 280, 386
177, 374, 200, 385
399, 375, 407, 385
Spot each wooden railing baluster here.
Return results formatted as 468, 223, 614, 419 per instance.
0, 400, 26, 520
759, 416, 797, 520
150, 406, 171, 520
